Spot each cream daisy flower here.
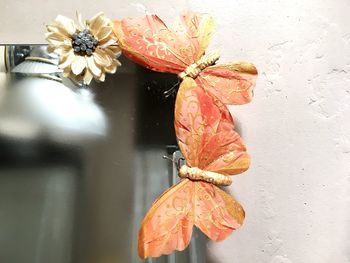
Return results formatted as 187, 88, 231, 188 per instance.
46, 12, 121, 84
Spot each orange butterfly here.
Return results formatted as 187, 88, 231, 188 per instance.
113, 11, 256, 259
138, 78, 250, 259
113, 11, 258, 105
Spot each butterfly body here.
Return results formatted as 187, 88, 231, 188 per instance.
179, 165, 232, 186
177, 50, 220, 79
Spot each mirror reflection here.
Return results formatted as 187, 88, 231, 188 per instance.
0, 45, 207, 263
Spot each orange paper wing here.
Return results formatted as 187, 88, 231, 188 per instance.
173, 11, 214, 61
138, 179, 194, 259
197, 62, 258, 105
194, 181, 245, 241
138, 179, 245, 258
175, 77, 251, 175
113, 11, 214, 73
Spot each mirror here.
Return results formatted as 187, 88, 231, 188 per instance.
0, 45, 207, 263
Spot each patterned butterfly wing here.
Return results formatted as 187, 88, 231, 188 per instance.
173, 11, 214, 61
113, 15, 190, 73
194, 181, 245, 241
175, 77, 251, 175
197, 62, 258, 105
138, 179, 245, 259
138, 179, 194, 259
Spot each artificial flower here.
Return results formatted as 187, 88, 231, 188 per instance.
46, 12, 121, 84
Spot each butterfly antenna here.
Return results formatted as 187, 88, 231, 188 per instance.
163, 80, 180, 98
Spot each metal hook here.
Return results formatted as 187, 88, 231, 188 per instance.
162, 155, 173, 162
162, 155, 184, 171
177, 157, 185, 171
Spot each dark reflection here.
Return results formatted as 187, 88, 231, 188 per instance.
134, 66, 177, 146
0, 46, 206, 263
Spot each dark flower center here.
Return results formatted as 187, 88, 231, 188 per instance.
72, 29, 99, 56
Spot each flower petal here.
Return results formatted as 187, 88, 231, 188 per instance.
107, 45, 122, 55
88, 12, 105, 23
87, 56, 102, 77
46, 31, 69, 43
76, 11, 85, 31
71, 55, 87, 75
104, 47, 120, 61
59, 50, 75, 69
62, 65, 72, 77
83, 69, 94, 84
104, 60, 118, 74
47, 45, 56, 54
99, 37, 117, 48
55, 15, 77, 35
98, 72, 106, 82
53, 44, 72, 55
46, 24, 62, 34
46, 35, 72, 50
93, 49, 112, 66
95, 26, 112, 41
88, 12, 109, 35
46, 23, 72, 38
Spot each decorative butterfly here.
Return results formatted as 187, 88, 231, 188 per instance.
138, 78, 250, 259
113, 11, 256, 259
113, 11, 258, 105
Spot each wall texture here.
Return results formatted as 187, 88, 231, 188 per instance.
1, 0, 350, 262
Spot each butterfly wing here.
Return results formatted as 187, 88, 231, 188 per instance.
175, 77, 250, 175
113, 16, 186, 73
173, 11, 214, 61
138, 178, 245, 258
113, 12, 213, 73
138, 179, 194, 259
197, 62, 258, 105
194, 181, 245, 241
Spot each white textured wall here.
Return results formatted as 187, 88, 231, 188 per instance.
1, 0, 350, 262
